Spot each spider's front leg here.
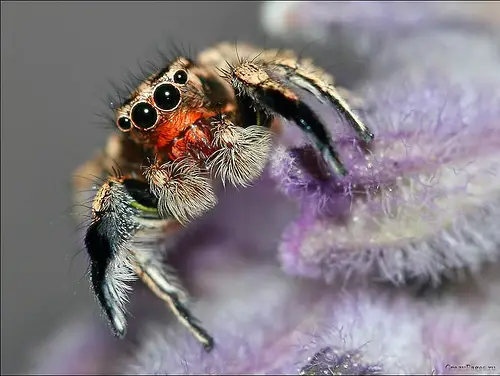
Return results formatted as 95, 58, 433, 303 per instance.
225, 49, 375, 177
85, 174, 214, 350
74, 134, 214, 350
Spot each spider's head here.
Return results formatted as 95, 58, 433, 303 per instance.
113, 57, 232, 155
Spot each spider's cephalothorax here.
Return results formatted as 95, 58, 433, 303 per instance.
73, 42, 374, 351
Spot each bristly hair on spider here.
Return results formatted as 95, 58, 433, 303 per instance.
93, 39, 198, 133
73, 40, 374, 352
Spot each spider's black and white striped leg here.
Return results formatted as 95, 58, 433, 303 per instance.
227, 54, 374, 177
85, 176, 157, 337
230, 70, 348, 176
85, 175, 214, 350
265, 56, 374, 143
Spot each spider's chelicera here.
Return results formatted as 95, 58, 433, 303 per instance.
73, 42, 374, 351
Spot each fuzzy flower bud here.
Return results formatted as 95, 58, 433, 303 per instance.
264, 1, 500, 286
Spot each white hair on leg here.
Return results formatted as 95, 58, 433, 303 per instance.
143, 158, 217, 225
207, 120, 273, 188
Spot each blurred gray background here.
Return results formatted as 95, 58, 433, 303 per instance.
0, 2, 277, 373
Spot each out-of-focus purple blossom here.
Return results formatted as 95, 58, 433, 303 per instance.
262, 1, 500, 86
28, 2, 500, 375
261, 1, 499, 40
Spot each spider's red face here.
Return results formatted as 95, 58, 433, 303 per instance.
114, 57, 234, 161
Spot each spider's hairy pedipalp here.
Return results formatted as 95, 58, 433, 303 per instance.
143, 158, 217, 225
207, 117, 273, 188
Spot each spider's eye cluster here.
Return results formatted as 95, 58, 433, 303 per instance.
115, 69, 189, 132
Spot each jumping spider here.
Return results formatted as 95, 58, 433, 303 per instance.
73, 42, 374, 351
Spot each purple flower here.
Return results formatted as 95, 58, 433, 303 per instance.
28, 2, 500, 374
273, 74, 500, 286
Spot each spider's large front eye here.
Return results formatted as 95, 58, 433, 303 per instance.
117, 116, 132, 132
153, 83, 181, 111
131, 102, 158, 130
173, 70, 188, 85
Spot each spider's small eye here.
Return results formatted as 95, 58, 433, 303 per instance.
153, 83, 181, 111
131, 102, 158, 130
173, 70, 188, 85
116, 116, 131, 131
